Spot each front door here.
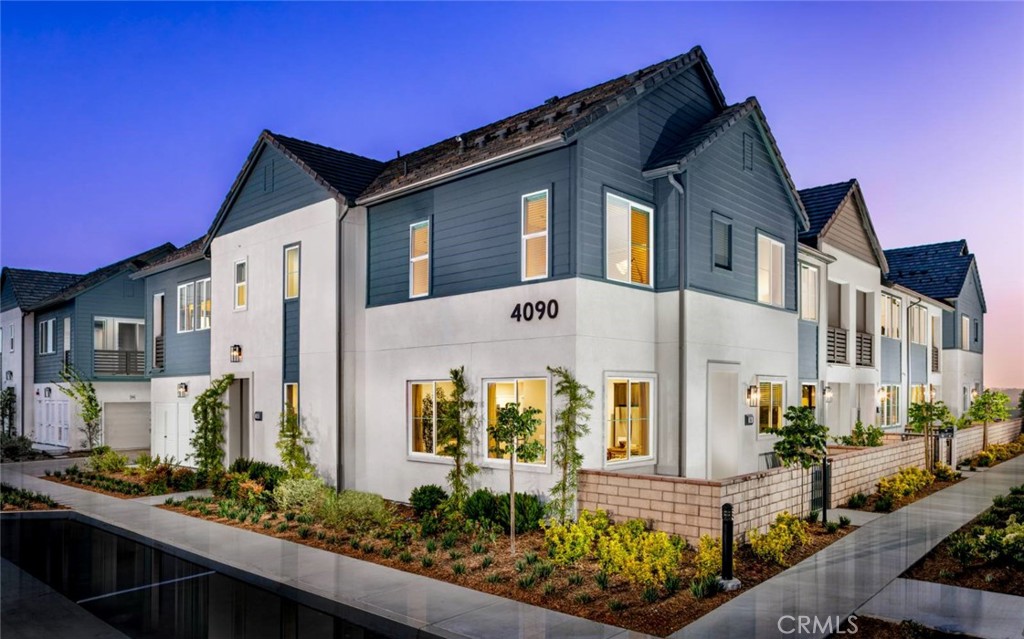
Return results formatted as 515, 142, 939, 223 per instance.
708, 362, 740, 479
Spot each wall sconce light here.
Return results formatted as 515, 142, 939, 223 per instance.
823, 385, 833, 404
44, 387, 52, 398
970, 388, 979, 400
177, 382, 189, 398
877, 387, 887, 403
230, 344, 242, 363
745, 385, 760, 408
4, 371, 12, 382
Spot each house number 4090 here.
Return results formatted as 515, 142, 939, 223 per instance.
510, 300, 559, 322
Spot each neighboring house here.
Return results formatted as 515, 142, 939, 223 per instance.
885, 240, 986, 417
24, 243, 175, 450
0, 267, 82, 437
132, 238, 211, 462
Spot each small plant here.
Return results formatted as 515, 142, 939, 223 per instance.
164, 497, 176, 505
933, 461, 961, 482
350, 538, 361, 550
515, 558, 527, 573
517, 573, 536, 589
748, 512, 810, 566
542, 582, 556, 596
805, 509, 820, 524
874, 495, 894, 512
262, 520, 272, 530
316, 530, 327, 541
452, 561, 466, 575
471, 541, 486, 554
276, 522, 289, 533
296, 513, 315, 525
284, 511, 297, 521
664, 573, 682, 595
595, 570, 609, 590
641, 584, 660, 604
524, 550, 538, 565
838, 515, 852, 528
847, 493, 868, 509
297, 525, 311, 539
689, 574, 721, 599
44, 470, 52, 477
380, 546, 394, 559
481, 555, 494, 569
825, 520, 840, 534
441, 530, 458, 549
834, 420, 885, 447
533, 562, 553, 580
608, 599, 627, 613
568, 573, 584, 587
948, 532, 977, 567
693, 534, 724, 579
53, 470, 62, 479
878, 466, 935, 502
938, 569, 956, 580
574, 592, 593, 604
399, 550, 413, 563
485, 572, 503, 584
421, 555, 435, 568
425, 539, 437, 553
409, 484, 448, 517
448, 550, 464, 561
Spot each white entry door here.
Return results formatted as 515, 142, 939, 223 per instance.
152, 402, 197, 464
35, 398, 70, 447
708, 362, 741, 479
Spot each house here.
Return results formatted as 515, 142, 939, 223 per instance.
22, 243, 175, 450
132, 238, 211, 461
0, 268, 82, 437
885, 240, 986, 416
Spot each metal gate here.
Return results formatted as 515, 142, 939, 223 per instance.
810, 464, 823, 511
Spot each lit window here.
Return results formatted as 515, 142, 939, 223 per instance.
486, 378, 547, 464
522, 191, 549, 280
910, 385, 926, 405
881, 293, 901, 339
606, 378, 653, 463
234, 260, 248, 310
960, 314, 969, 350
879, 385, 901, 427
606, 193, 652, 286
410, 221, 430, 298
758, 379, 785, 434
801, 383, 817, 411
284, 383, 299, 415
800, 263, 818, 321
177, 283, 195, 333
196, 278, 212, 330
284, 245, 300, 300
757, 233, 784, 307
9, 323, 15, 352
409, 380, 456, 456
713, 214, 732, 270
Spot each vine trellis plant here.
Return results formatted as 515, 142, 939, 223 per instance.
190, 374, 234, 481
276, 407, 315, 479
436, 366, 479, 512
547, 365, 593, 523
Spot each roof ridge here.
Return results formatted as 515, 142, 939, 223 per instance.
267, 130, 384, 165
797, 179, 856, 194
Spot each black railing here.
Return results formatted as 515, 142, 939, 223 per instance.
855, 331, 873, 367
154, 336, 165, 371
826, 326, 848, 364
94, 350, 145, 376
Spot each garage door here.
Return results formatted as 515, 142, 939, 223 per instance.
104, 402, 151, 450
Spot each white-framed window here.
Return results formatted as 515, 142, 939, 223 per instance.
910, 385, 926, 405
960, 314, 969, 350
486, 377, 547, 465
62, 317, 71, 353
758, 378, 785, 435
757, 233, 784, 307
8, 323, 14, 352
712, 213, 732, 271
177, 282, 195, 333
38, 319, 55, 355
152, 293, 164, 369
409, 379, 456, 456
234, 259, 248, 310
880, 293, 901, 339
409, 221, 430, 298
973, 319, 979, 344
284, 383, 299, 415
606, 193, 653, 286
284, 245, 300, 300
93, 317, 144, 352
605, 377, 654, 463
909, 306, 927, 344
196, 278, 211, 330
799, 263, 818, 321
521, 190, 549, 281
879, 385, 901, 427
801, 383, 817, 412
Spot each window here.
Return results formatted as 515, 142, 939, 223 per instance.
909, 306, 927, 344
743, 133, 755, 171
38, 319, 55, 354
409, 221, 430, 298
8, 323, 14, 352
758, 379, 785, 434
800, 264, 818, 321
880, 293, 901, 339
606, 378, 653, 462
757, 233, 784, 307
801, 383, 817, 411
486, 378, 547, 464
93, 317, 144, 351
284, 245, 300, 300
177, 283, 195, 333
606, 193, 652, 286
910, 385, 926, 405
973, 319, 979, 344
152, 294, 164, 369
234, 260, 248, 310
196, 278, 211, 330
409, 380, 456, 456
522, 191, 548, 280
879, 385, 901, 427
713, 214, 732, 270
62, 317, 71, 353
284, 383, 298, 415
960, 314, 970, 350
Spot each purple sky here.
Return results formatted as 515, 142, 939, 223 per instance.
2, 2, 1022, 386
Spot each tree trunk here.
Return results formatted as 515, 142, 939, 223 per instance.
510, 440, 517, 555
983, 421, 989, 451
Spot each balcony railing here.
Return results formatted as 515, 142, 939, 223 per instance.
932, 345, 940, 373
154, 335, 165, 371
826, 326, 848, 364
855, 331, 873, 367
94, 350, 145, 376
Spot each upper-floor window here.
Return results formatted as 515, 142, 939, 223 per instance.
197, 278, 211, 330
799, 263, 818, 321
8, 323, 14, 352
234, 260, 248, 310
177, 283, 195, 333
713, 214, 732, 270
973, 319, 979, 344
606, 377, 654, 464
409, 379, 456, 457
880, 293, 901, 339
409, 221, 430, 298
757, 233, 784, 307
606, 193, 652, 286
522, 191, 548, 281
94, 317, 144, 352
486, 377, 547, 465
960, 314, 969, 350
909, 306, 927, 344
758, 378, 785, 434
284, 245, 300, 300
38, 319, 55, 355
284, 383, 298, 415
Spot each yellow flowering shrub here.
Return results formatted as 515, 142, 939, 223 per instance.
693, 534, 723, 579
878, 466, 934, 501
595, 519, 682, 587
748, 511, 810, 566
933, 461, 960, 482
544, 509, 611, 565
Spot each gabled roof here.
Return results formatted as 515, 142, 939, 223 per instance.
1, 267, 82, 309
796, 179, 888, 272
642, 96, 810, 232
27, 243, 176, 311
884, 240, 986, 311
357, 45, 726, 204
203, 130, 385, 254
132, 236, 207, 279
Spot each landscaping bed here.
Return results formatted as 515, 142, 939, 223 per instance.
0, 482, 65, 511
43, 448, 199, 498
959, 434, 1024, 471
827, 617, 980, 639
903, 483, 1024, 597
842, 464, 963, 513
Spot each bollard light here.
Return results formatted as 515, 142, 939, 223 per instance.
719, 503, 741, 591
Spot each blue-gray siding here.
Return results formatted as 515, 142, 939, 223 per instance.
942, 309, 955, 350
143, 260, 211, 377
685, 115, 799, 310
909, 343, 927, 384
0, 279, 17, 312
217, 145, 332, 238
957, 262, 984, 354
798, 321, 818, 380
880, 336, 901, 384
283, 300, 299, 383
33, 304, 73, 384
367, 147, 572, 307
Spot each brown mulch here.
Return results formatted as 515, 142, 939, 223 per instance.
1, 501, 68, 512
42, 471, 147, 499
843, 476, 964, 513
828, 616, 980, 638
161, 500, 854, 637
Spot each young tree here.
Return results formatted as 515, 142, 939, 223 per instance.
969, 390, 1011, 450
1018, 391, 1024, 425
908, 400, 953, 471
276, 407, 315, 479
0, 387, 17, 436
547, 366, 593, 523
436, 366, 479, 511
488, 402, 544, 555
190, 374, 234, 481
773, 406, 829, 469
57, 365, 102, 449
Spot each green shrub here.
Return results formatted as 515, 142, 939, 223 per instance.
641, 585, 659, 603
276, 522, 289, 533
533, 562, 553, 580
425, 539, 437, 553
471, 541, 486, 554
874, 495, 894, 512
409, 484, 448, 517
693, 534, 723, 579
595, 519, 682, 588
493, 492, 544, 534
420, 555, 434, 568
574, 592, 593, 604
517, 574, 536, 589
419, 512, 441, 537
463, 488, 498, 522
399, 550, 414, 563
448, 550, 463, 561
689, 574, 721, 599
297, 525, 311, 539
948, 532, 977, 567
805, 509, 820, 523
542, 582, 556, 596
229, 458, 288, 492
89, 448, 128, 473
441, 530, 458, 549
748, 512, 810, 567
567, 572, 584, 587
847, 493, 867, 509
544, 509, 611, 565
838, 516, 852, 528
878, 467, 934, 502
834, 420, 885, 447
482, 555, 494, 569
595, 570, 609, 590
663, 573, 682, 595
608, 599, 626, 612
452, 561, 466, 575
273, 478, 327, 512
933, 462, 961, 482
316, 490, 395, 532
825, 520, 840, 534
485, 572, 503, 584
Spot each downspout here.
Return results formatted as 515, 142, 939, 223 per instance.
336, 198, 350, 492
19, 310, 26, 437
906, 295, 923, 421
667, 172, 686, 477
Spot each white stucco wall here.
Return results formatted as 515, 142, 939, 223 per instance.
0, 308, 26, 434
33, 380, 150, 450
150, 374, 210, 463
941, 349, 984, 416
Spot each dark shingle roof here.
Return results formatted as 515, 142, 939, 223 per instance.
133, 236, 207, 278
28, 242, 176, 311
269, 132, 384, 202
358, 45, 725, 202
884, 240, 979, 304
1, 268, 82, 309
797, 180, 856, 241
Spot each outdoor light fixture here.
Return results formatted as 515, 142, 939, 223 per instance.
177, 382, 188, 398
877, 387, 887, 403
823, 385, 833, 404
746, 385, 760, 408
44, 387, 52, 398
230, 344, 242, 363
971, 388, 979, 400
928, 386, 937, 402
4, 371, 12, 382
